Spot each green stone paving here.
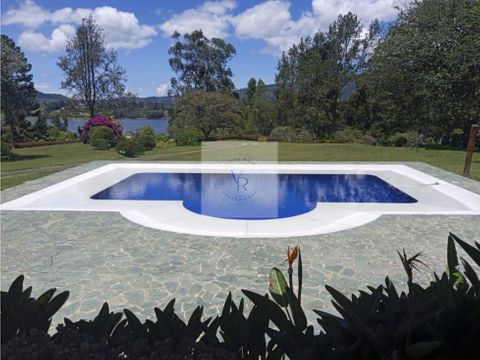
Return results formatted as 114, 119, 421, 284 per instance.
1, 161, 479, 325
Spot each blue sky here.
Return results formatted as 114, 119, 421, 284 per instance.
1, 0, 401, 97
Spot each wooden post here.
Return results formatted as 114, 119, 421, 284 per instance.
463, 124, 479, 176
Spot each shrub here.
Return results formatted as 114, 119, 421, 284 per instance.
334, 128, 363, 143
156, 133, 169, 143
450, 128, 464, 148
268, 126, 297, 142
89, 126, 116, 148
58, 131, 75, 140
32, 114, 49, 140
155, 133, 169, 148
240, 134, 259, 141
423, 136, 436, 145
47, 126, 60, 140
174, 128, 202, 146
90, 138, 112, 150
314, 138, 337, 143
79, 116, 122, 143
1, 141, 16, 160
116, 136, 144, 157
257, 135, 268, 142
135, 126, 156, 151
295, 129, 313, 143
46, 127, 76, 141
268, 126, 313, 143
1, 127, 13, 144
387, 131, 423, 147
360, 133, 377, 145
333, 128, 378, 145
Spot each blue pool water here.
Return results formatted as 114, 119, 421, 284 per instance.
92, 173, 416, 219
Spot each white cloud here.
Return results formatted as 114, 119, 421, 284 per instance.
159, 0, 236, 38
312, 0, 398, 27
2, 0, 49, 28
233, 1, 291, 39
232, 1, 308, 55
160, 0, 394, 56
92, 7, 157, 50
3, 1, 157, 52
156, 83, 170, 96
18, 24, 75, 53
232, 0, 402, 55
34, 82, 52, 90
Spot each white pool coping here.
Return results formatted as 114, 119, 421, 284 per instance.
2, 163, 480, 237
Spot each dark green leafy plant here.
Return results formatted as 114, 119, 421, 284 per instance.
1, 141, 17, 160
135, 125, 156, 150
90, 137, 112, 150
144, 299, 210, 348
61, 302, 124, 341
89, 125, 116, 148
116, 136, 144, 157
173, 127, 202, 146
1, 275, 69, 343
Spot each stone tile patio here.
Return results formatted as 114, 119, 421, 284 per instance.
1, 161, 479, 325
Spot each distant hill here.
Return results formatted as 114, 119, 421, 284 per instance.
234, 82, 356, 101
36, 82, 356, 105
234, 84, 277, 100
35, 91, 175, 105
139, 96, 175, 105
36, 91, 69, 103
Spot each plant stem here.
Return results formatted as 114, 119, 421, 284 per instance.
285, 306, 293, 324
288, 266, 294, 296
407, 279, 413, 350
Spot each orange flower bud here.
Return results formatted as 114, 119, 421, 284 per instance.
287, 245, 299, 265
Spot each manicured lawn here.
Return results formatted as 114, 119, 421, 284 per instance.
1, 141, 478, 189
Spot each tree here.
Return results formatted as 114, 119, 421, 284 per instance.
32, 112, 49, 140
245, 78, 257, 105
366, 0, 480, 143
51, 112, 68, 131
168, 30, 236, 95
1, 35, 36, 145
275, 43, 308, 129
276, 13, 380, 137
57, 15, 126, 117
169, 90, 243, 140
247, 79, 276, 135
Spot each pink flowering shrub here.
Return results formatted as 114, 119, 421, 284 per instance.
79, 116, 123, 143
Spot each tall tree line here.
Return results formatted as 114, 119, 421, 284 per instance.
274, 0, 480, 145
276, 12, 380, 138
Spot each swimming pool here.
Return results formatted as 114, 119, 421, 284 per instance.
91, 173, 416, 219
2, 163, 480, 237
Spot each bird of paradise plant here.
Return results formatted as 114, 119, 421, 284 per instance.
266, 245, 307, 331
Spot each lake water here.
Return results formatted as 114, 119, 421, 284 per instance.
47, 118, 169, 135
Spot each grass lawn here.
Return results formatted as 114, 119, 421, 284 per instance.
1, 141, 478, 189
